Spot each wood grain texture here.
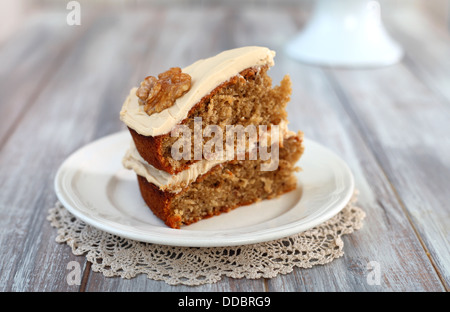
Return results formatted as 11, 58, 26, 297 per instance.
385, 1, 450, 103
327, 64, 450, 288
0, 1, 448, 292
269, 57, 444, 291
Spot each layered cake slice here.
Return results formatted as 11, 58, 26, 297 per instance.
120, 46, 304, 229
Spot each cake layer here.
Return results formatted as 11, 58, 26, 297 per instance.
128, 66, 292, 174
123, 125, 298, 193
120, 46, 275, 137
122, 140, 225, 193
136, 134, 304, 229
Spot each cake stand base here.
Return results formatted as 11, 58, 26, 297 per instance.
285, 0, 403, 68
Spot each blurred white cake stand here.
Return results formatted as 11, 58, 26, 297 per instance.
285, 0, 403, 67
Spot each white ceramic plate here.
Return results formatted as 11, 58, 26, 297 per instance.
54, 131, 354, 247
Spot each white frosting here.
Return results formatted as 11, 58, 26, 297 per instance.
120, 46, 276, 137
122, 141, 225, 193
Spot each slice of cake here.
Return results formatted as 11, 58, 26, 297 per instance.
120, 46, 304, 229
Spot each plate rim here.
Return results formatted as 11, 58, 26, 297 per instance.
54, 131, 354, 247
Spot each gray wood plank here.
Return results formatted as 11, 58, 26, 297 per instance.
265, 53, 445, 291
0, 9, 174, 291
383, 1, 450, 103
84, 272, 266, 292
327, 63, 450, 290
0, 11, 97, 148
0, 10, 101, 292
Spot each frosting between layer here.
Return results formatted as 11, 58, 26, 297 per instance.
120, 46, 276, 137
122, 140, 226, 193
122, 121, 296, 193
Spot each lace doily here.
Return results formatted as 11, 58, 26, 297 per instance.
47, 192, 365, 286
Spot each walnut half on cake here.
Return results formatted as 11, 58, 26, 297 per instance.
120, 46, 304, 229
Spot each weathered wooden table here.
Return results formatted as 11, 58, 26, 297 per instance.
0, 1, 448, 292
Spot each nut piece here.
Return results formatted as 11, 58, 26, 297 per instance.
136, 67, 191, 115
